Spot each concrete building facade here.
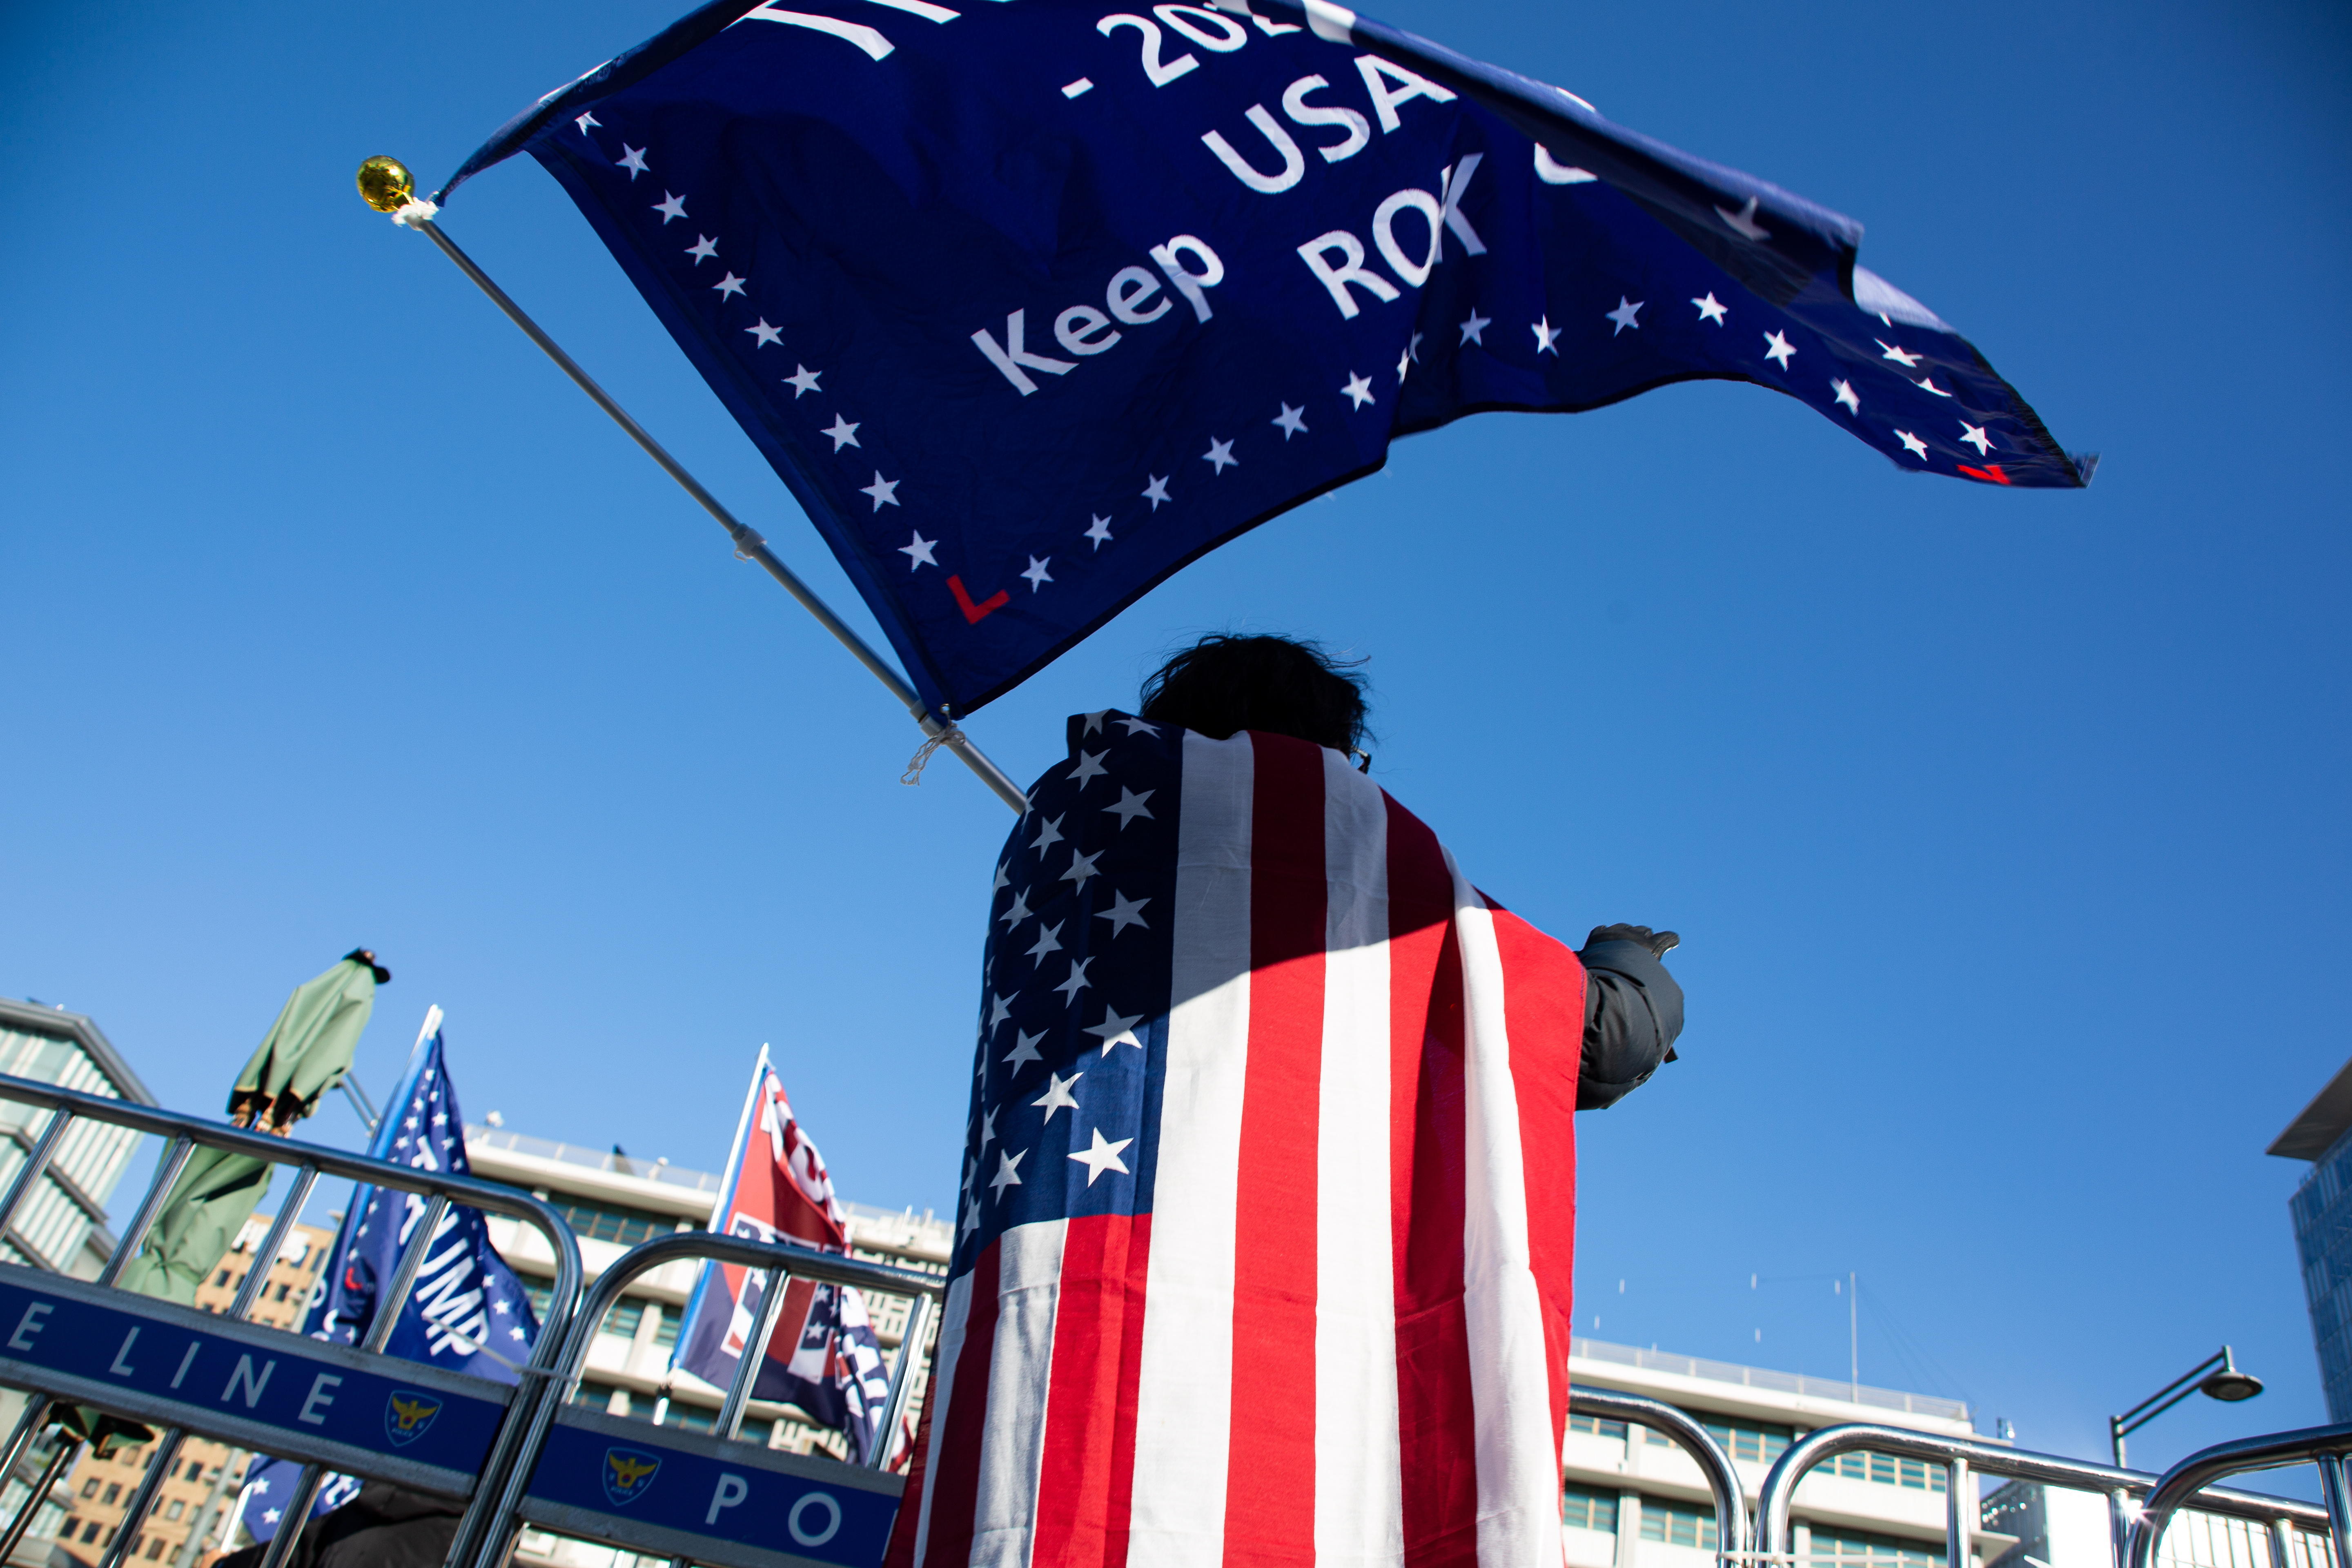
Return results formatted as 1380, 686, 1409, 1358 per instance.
2267, 1056, 2352, 1421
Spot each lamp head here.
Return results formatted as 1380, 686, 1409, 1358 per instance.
2200, 1370, 2264, 1403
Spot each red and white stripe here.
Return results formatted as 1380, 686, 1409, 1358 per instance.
889, 728, 1583, 1568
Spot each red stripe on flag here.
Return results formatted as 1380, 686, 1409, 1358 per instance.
1223, 732, 1327, 1568
1035, 1212, 1152, 1568
1383, 799, 1479, 1568
919, 1243, 1003, 1568
1486, 907, 1585, 1488
880, 1375, 939, 1568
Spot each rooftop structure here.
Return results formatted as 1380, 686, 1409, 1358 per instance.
2269, 1057, 2352, 1420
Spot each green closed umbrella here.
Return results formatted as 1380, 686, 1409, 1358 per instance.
113, 951, 386, 1304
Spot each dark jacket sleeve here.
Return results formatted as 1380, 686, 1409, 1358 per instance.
1577, 939, 1684, 1110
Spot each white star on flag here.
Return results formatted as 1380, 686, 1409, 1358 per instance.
816, 415, 859, 453
987, 992, 1014, 1031
1094, 891, 1150, 936
1532, 316, 1561, 354
989, 1149, 1026, 1198
1116, 716, 1160, 736
576, 111, 600, 134
1341, 372, 1375, 408
998, 889, 1032, 928
1068, 750, 1108, 788
784, 365, 821, 397
1061, 849, 1104, 887
1085, 514, 1114, 548
1272, 403, 1308, 439
900, 531, 937, 569
1459, 309, 1490, 345
1031, 813, 1065, 851
1895, 429, 1929, 459
1026, 921, 1065, 961
1085, 1008, 1145, 1054
1833, 379, 1860, 415
1606, 297, 1644, 334
1912, 376, 1953, 398
1004, 1029, 1045, 1069
1959, 421, 1994, 455
618, 145, 649, 179
654, 192, 686, 223
713, 272, 746, 299
1104, 787, 1155, 829
1763, 330, 1797, 369
1876, 339, 1922, 368
1055, 958, 1095, 1002
861, 472, 900, 509
1068, 1128, 1133, 1186
1022, 555, 1054, 591
980, 1105, 999, 1148
1033, 1071, 1083, 1123
1395, 347, 1412, 385
1203, 437, 1237, 473
745, 319, 782, 347
686, 235, 718, 263
1693, 293, 1728, 325
1142, 475, 1172, 510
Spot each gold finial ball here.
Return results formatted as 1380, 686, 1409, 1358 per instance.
357, 156, 416, 214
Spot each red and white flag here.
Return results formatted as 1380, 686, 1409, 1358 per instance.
887, 713, 1585, 1568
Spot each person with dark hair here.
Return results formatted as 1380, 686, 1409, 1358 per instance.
890, 631, 1685, 1568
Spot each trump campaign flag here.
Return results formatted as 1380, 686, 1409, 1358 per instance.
673, 1048, 896, 1461
439, 0, 2087, 719
884, 710, 1587, 1568
236, 1016, 540, 1540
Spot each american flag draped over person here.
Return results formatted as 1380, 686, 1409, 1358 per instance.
673, 1049, 900, 1462
438, 0, 2086, 720
886, 711, 1584, 1568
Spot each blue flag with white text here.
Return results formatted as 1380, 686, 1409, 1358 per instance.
234, 1025, 539, 1542
442, 0, 2087, 716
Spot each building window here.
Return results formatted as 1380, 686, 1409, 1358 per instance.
164, 1501, 184, 1521
572, 1379, 625, 1412
1808, 1528, 1944, 1568
601, 1301, 645, 1341
80, 1481, 98, 1499
182, 1461, 203, 1481
550, 1200, 689, 1247
1639, 1498, 1718, 1552
214, 1270, 231, 1287
102, 1484, 120, 1506
653, 1307, 680, 1351
1812, 1452, 1947, 1492
146, 1537, 166, 1559
1562, 1485, 1619, 1534
1568, 1413, 1628, 1441
1703, 1418, 1793, 1465
274, 1283, 291, 1303
81, 1522, 101, 1544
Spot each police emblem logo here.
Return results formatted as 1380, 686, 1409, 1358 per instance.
383, 1391, 443, 1448
601, 1447, 662, 1507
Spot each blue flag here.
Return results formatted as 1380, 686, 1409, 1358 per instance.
442, 0, 2087, 716
303, 1024, 539, 1377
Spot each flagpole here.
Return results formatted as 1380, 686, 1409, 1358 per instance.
357, 160, 1026, 815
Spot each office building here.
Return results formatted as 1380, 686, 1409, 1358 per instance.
2268, 1057, 2352, 1421
463, 1127, 947, 1568
0, 997, 160, 1567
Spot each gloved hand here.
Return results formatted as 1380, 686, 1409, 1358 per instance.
1584, 923, 1679, 958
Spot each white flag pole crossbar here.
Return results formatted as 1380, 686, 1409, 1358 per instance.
388, 202, 1028, 814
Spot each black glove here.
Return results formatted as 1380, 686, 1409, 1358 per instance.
1584, 923, 1679, 959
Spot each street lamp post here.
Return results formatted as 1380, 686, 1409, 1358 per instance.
2110, 1347, 2266, 1468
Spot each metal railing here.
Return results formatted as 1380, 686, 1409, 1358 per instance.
477, 1228, 948, 1568
0, 1073, 584, 1568
1756, 1423, 2332, 1568
2125, 1422, 2352, 1568
1570, 1385, 1750, 1568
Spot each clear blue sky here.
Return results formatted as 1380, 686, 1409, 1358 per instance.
4, 0, 2348, 1480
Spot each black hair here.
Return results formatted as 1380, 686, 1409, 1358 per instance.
1138, 634, 1370, 753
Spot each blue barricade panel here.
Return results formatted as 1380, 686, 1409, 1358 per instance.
518, 1405, 903, 1568
0, 1264, 510, 1496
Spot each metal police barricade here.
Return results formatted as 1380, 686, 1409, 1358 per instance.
2125, 1422, 2352, 1568
0, 1073, 584, 1568
477, 1230, 946, 1568
1757, 1423, 2335, 1568
1570, 1386, 1751, 1568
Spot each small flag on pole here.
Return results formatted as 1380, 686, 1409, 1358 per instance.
439, 0, 2087, 717
673, 1049, 896, 1461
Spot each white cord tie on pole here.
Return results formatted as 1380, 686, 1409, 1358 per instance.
904, 727, 966, 786
391, 199, 442, 229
